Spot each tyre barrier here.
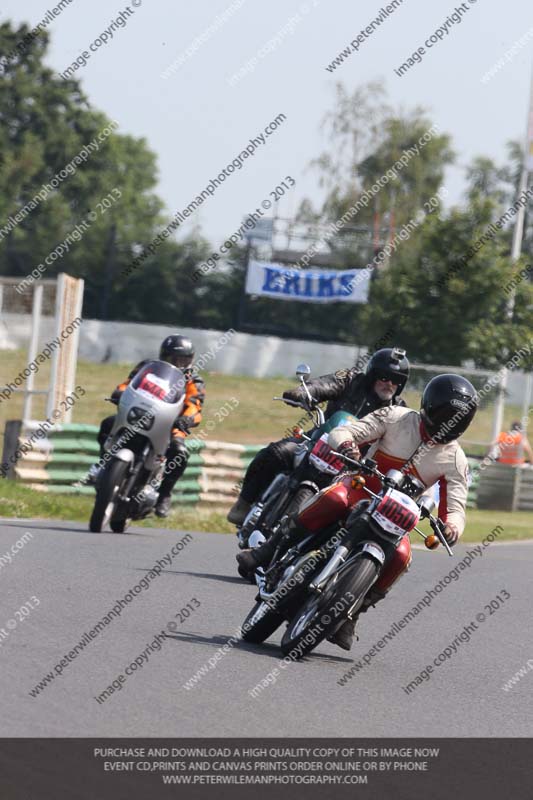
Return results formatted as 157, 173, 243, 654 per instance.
7, 421, 262, 509
5, 421, 482, 509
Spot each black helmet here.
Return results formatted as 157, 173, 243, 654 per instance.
366, 347, 410, 396
420, 374, 477, 443
159, 335, 194, 369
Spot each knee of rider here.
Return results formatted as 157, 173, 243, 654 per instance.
249, 447, 269, 469
98, 417, 112, 444
169, 439, 187, 458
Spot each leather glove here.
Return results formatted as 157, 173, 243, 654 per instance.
443, 523, 459, 546
174, 416, 193, 434
337, 440, 361, 463
282, 388, 305, 404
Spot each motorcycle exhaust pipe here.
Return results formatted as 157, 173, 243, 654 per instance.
309, 545, 350, 593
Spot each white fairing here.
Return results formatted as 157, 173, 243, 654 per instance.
107, 361, 185, 472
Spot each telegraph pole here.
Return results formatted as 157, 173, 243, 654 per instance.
490, 68, 533, 443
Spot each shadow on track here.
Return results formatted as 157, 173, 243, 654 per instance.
0, 519, 150, 537
164, 630, 352, 664
156, 568, 246, 585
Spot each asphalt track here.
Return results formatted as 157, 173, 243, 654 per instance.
1, 517, 532, 737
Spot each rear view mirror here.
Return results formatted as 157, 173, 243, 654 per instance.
296, 363, 311, 380
419, 495, 437, 517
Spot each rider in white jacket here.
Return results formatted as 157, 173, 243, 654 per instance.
238, 374, 478, 651
329, 405, 470, 538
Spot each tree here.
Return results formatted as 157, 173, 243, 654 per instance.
359, 195, 533, 369
0, 21, 166, 319
303, 81, 454, 229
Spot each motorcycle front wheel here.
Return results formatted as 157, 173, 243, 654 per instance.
89, 458, 129, 533
280, 555, 379, 659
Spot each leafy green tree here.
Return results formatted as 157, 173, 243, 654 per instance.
0, 21, 165, 319
303, 81, 454, 230
359, 196, 533, 368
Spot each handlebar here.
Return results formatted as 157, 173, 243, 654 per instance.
424, 514, 453, 556
329, 449, 386, 482
272, 392, 325, 428
330, 448, 454, 556
273, 397, 306, 408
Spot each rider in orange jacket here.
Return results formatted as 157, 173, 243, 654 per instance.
93, 335, 205, 517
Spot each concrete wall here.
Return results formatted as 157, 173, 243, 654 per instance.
0, 313, 366, 379
81, 319, 368, 378
0, 313, 529, 406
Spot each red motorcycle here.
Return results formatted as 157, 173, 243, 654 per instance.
241, 452, 451, 659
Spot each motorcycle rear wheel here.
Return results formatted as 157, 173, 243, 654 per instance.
280, 556, 378, 659
263, 483, 316, 533
237, 484, 317, 582
241, 600, 284, 643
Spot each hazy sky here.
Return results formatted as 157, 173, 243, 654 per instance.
5, 0, 533, 249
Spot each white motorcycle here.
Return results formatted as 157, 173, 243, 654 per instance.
89, 360, 186, 533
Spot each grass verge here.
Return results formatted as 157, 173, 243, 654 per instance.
0, 350, 524, 452
1, 482, 531, 542
0, 481, 233, 534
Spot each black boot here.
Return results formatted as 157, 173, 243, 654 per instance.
235, 514, 304, 576
328, 617, 358, 651
227, 496, 252, 525
236, 530, 283, 576
328, 589, 387, 651
155, 494, 172, 518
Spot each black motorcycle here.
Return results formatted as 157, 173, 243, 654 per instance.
236, 364, 357, 583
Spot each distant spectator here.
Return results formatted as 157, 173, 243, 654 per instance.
492, 421, 533, 465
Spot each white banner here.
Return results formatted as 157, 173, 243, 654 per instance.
245, 259, 370, 304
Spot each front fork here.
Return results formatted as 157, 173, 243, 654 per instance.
120, 443, 152, 502
309, 516, 388, 620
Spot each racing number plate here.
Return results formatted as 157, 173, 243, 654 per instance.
373, 488, 420, 536
309, 434, 345, 475
138, 373, 171, 401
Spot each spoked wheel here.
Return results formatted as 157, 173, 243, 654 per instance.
281, 556, 379, 659
241, 600, 284, 644
89, 459, 129, 533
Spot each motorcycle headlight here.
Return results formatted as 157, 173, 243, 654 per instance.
127, 406, 154, 430
385, 469, 404, 488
